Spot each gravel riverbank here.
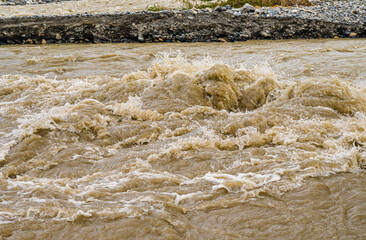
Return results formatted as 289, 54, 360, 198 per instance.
0, 0, 365, 44
254, 0, 366, 25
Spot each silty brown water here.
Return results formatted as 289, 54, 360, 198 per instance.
0, 39, 365, 239
0, 0, 180, 18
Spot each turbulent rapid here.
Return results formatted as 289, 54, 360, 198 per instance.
0, 39, 365, 239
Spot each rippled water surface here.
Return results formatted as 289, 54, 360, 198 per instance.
0, 0, 178, 18
0, 39, 366, 239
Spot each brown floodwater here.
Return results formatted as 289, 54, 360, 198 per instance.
0, 0, 179, 18
0, 39, 365, 239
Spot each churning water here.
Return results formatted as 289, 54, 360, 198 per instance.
0, 39, 365, 239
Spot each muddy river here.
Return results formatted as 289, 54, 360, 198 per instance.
0, 0, 180, 18
0, 39, 365, 239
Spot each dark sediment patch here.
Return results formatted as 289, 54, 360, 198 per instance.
0, 10, 365, 45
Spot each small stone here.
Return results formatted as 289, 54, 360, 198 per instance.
218, 38, 227, 42
41, 39, 46, 44
55, 33, 61, 40
233, 11, 241, 16
261, 31, 271, 38
349, 32, 357, 37
25, 38, 33, 44
158, 38, 163, 42
178, 34, 186, 42
334, 36, 339, 39
138, 34, 144, 42
214, 6, 222, 12
242, 3, 255, 13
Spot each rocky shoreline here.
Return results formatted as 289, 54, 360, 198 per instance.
0, 1, 365, 44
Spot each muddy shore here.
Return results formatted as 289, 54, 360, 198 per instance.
0, 10, 365, 45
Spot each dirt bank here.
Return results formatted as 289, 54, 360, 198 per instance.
0, 11, 365, 45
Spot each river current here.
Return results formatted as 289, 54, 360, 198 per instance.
0, 39, 365, 239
